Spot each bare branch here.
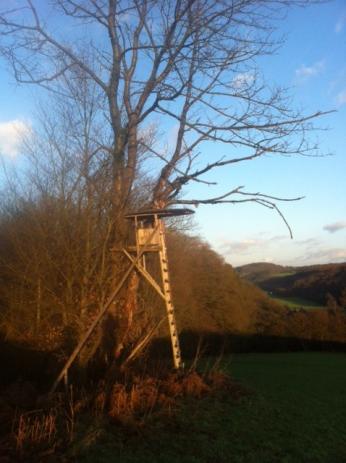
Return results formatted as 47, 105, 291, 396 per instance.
169, 187, 304, 237
0, 0, 330, 230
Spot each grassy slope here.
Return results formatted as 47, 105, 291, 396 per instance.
269, 295, 325, 310
70, 353, 346, 463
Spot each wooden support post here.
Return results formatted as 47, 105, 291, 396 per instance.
50, 225, 160, 394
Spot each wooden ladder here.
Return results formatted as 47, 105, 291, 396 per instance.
157, 217, 183, 369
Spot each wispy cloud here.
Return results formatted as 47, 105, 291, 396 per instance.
295, 60, 325, 82
336, 88, 346, 106
0, 119, 30, 158
220, 239, 262, 254
323, 221, 346, 234
220, 235, 285, 255
296, 238, 321, 248
335, 12, 346, 33
232, 72, 255, 89
302, 247, 346, 264
218, 232, 345, 267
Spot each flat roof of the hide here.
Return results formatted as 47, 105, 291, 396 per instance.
124, 207, 195, 219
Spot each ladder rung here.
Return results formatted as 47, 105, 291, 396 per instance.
158, 233, 183, 367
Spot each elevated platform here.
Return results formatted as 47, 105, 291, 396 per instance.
124, 207, 194, 220
126, 245, 161, 252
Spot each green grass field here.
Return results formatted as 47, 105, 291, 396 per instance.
70, 353, 346, 463
270, 272, 296, 278
270, 295, 325, 310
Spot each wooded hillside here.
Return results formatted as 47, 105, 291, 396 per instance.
237, 262, 346, 305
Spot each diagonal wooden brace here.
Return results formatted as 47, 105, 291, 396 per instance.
50, 225, 160, 394
122, 249, 166, 300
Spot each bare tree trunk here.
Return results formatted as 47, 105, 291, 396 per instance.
35, 277, 42, 333
114, 271, 140, 360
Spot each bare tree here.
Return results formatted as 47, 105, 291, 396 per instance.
0, 1, 331, 374
0, 0, 329, 237
0, 73, 161, 368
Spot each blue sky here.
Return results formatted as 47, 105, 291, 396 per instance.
0, 0, 345, 267
193, 0, 346, 267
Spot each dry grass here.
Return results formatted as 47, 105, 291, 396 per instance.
2, 366, 241, 460
107, 378, 161, 422
13, 410, 57, 457
96, 368, 242, 426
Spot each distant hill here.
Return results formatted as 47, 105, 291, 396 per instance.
236, 262, 295, 283
236, 262, 346, 305
168, 242, 346, 346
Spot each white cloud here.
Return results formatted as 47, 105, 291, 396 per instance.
220, 235, 285, 256
0, 119, 30, 158
323, 221, 346, 234
336, 89, 346, 106
295, 61, 324, 81
218, 232, 346, 267
296, 238, 319, 246
232, 72, 255, 89
167, 123, 179, 147
335, 13, 346, 33
302, 247, 346, 264
220, 238, 262, 254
